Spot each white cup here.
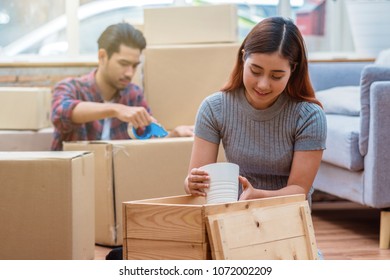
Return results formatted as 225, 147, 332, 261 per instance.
199, 162, 239, 204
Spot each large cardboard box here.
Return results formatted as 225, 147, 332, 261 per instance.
144, 43, 240, 130
144, 4, 238, 45
0, 151, 95, 260
63, 138, 196, 246
0, 127, 53, 151
123, 194, 318, 260
0, 87, 51, 130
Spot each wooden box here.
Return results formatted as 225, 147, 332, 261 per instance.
123, 194, 318, 260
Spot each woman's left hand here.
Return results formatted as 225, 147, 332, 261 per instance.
239, 176, 256, 200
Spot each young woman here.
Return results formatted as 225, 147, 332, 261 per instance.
185, 17, 326, 205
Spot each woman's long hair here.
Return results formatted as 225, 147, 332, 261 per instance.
222, 17, 321, 107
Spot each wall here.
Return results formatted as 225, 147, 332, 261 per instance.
0, 62, 96, 88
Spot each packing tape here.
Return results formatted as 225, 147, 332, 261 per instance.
127, 122, 168, 140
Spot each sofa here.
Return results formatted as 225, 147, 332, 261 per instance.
309, 59, 390, 249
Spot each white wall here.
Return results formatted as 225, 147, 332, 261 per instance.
346, 0, 390, 56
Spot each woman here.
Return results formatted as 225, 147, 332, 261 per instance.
185, 17, 326, 205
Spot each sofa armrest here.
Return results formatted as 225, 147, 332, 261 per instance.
359, 65, 390, 156
308, 62, 369, 91
364, 81, 390, 207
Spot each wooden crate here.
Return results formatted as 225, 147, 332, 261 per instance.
122, 194, 318, 260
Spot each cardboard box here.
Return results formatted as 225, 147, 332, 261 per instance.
0, 127, 53, 151
64, 138, 227, 246
0, 151, 95, 260
63, 138, 195, 246
144, 4, 238, 45
0, 87, 51, 130
132, 53, 144, 89
123, 194, 318, 260
144, 43, 240, 130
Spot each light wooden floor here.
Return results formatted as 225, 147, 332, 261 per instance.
311, 201, 390, 260
95, 201, 390, 260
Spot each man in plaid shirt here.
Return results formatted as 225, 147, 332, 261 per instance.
51, 22, 193, 150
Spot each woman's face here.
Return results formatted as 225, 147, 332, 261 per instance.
242, 51, 292, 110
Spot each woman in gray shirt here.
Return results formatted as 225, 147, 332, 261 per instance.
185, 17, 327, 204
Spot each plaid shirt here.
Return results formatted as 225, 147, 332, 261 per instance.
51, 69, 150, 150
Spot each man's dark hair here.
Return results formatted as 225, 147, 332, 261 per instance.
97, 22, 146, 58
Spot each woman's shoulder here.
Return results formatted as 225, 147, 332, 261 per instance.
302, 101, 325, 115
202, 91, 225, 107
198, 91, 231, 118
288, 98, 324, 114
293, 100, 326, 123
204, 90, 240, 105
204, 91, 224, 101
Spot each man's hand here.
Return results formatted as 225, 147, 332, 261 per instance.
168, 125, 194, 137
114, 104, 152, 128
71, 102, 152, 127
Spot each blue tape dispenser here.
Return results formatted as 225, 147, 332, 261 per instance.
127, 122, 168, 140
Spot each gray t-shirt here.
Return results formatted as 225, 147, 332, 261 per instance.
195, 88, 327, 197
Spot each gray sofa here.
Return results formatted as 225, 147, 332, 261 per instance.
309, 61, 390, 248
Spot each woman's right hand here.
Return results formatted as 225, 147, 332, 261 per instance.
185, 168, 210, 196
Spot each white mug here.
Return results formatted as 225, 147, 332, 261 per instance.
199, 162, 239, 204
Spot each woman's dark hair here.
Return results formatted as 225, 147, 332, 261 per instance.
222, 16, 321, 106
97, 22, 146, 58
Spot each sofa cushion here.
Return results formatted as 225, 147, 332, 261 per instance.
316, 86, 360, 116
323, 114, 363, 171
359, 65, 390, 156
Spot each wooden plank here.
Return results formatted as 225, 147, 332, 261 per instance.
207, 200, 317, 260
212, 218, 227, 260
206, 199, 307, 259
379, 211, 390, 249
204, 195, 305, 259
211, 202, 308, 247
226, 236, 311, 260
300, 205, 319, 259
122, 201, 128, 259
125, 239, 209, 260
125, 194, 205, 205
125, 203, 204, 243
204, 194, 305, 216
205, 218, 219, 260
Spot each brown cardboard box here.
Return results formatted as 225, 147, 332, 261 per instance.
144, 43, 240, 130
63, 138, 196, 246
0, 87, 51, 130
0, 127, 53, 151
132, 54, 144, 89
123, 194, 318, 260
144, 4, 238, 45
0, 151, 95, 260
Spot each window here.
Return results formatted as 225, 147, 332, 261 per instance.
0, 0, 173, 57
0, 0, 66, 51
3, 0, 377, 58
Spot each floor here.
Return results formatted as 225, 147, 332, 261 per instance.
311, 201, 390, 260
94, 201, 390, 260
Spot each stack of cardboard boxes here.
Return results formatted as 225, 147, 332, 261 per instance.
0, 87, 53, 151
0, 4, 239, 258
0, 87, 96, 259
64, 4, 238, 247
143, 4, 240, 130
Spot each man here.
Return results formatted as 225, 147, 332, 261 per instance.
51, 22, 193, 150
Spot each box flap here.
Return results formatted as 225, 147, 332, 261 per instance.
0, 151, 90, 160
